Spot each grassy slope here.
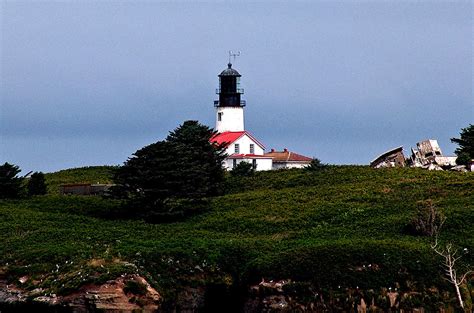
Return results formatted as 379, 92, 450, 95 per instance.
44, 166, 117, 194
0, 166, 473, 297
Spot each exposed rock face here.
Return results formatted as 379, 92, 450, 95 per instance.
68, 275, 161, 312
0, 275, 161, 313
242, 279, 447, 313
0, 275, 460, 312
0, 282, 29, 304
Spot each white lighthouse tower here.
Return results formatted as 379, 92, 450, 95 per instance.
214, 62, 245, 132
210, 57, 312, 171
211, 60, 273, 171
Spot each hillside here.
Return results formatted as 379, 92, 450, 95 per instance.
0, 166, 473, 311
43, 166, 117, 194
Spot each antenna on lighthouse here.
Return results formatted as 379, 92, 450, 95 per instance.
228, 50, 241, 64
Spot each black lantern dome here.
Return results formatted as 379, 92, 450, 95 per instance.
219, 63, 241, 77
214, 63, 245, 107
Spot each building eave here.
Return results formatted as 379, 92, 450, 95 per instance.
227, 154, 273, 159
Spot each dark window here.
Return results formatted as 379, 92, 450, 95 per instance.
235, 144, 240, 154
218, 112, 222, 121
250, 144, 255, 154
233, 159, 237, 168
252, 159, 257, 169
425, 152, 433, 157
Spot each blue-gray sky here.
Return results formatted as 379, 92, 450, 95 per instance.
1, 1, 472, 173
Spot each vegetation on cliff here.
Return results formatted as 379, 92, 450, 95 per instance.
0, 166, 472, 310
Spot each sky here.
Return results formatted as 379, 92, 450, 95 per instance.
1, 1, 472, 173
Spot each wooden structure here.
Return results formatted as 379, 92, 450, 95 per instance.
59, 183, 114, 195
370, 146, 405, 168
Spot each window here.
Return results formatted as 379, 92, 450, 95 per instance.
252, 159, 257, 169
250, 144, 255, 154
233, 159, 237, 168
234, 144, 240, 154
217, 112, 222, 121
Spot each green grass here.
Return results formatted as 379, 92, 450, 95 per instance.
1, 166, 473, 305
44, 166, 117, 194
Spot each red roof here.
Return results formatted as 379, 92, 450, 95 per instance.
227, 154, 273, 159
211, 131, 245, 147
264, 149, 312, 162
211, 131, 265, 149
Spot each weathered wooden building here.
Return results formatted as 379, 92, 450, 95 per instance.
410, 139, 456, 167
60, 183, 114, 196
370, 146, 405, 168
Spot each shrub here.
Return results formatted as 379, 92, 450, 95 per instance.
305, 158, 327, 172
27, 172, 47, 196
408, 199, 445, 237
230, 161, 254, 177
143, 198, 209, 223
123, 280, 147, 296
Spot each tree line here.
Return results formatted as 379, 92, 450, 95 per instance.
1, 122, 473, 219
0, 163, 47, 198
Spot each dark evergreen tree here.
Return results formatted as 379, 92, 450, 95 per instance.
0, 162, 24, 199
113, 140, 176, 209
455, 152, 471, 166
451, 124, 474, 164
113, 121, 227, 220
165, 120, 227, 199
27, 172, 48, 196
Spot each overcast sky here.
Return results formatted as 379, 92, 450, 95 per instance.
1, 1, 472, 173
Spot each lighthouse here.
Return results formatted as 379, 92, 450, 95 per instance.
210, 57, 313, 171
211, 60, 274, 171
214, 62, 245, 132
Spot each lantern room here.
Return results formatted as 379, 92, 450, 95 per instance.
214, 63, 246, 107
